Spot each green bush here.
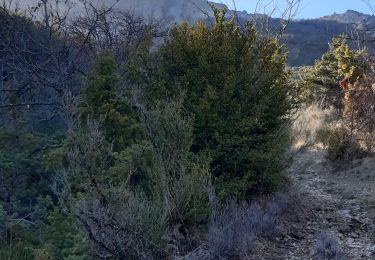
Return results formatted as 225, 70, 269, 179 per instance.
0, 204, 5, 235
133, 9, 293, 200
77, 50, 142, 152
57, 50, 210, 257
297, 37, 363, 110
0, 243, 35, 260
325, 126, 363, 161
316, 126, 332, 147
41, 209, 91, 260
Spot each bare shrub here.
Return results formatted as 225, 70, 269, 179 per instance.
0, 1, 162, 127
315, 231, 346, 260
76, 191, 166, 259
208, 194, 288, 258
208, 201, 257, 258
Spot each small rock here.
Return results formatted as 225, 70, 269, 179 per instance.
338, 225, 350, 234
289, 232, 303, 240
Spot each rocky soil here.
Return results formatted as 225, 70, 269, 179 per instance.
250, 145, 375, 259
177, 144, 375, 260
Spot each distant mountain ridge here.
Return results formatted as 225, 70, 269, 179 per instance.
15, 0, 374, 66
320, 10, 374, 24
284, 10, 374, 66
200, 3, 375, 66
158, 1, 374, 66
205, 5, 374, 66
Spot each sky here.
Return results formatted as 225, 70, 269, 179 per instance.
213, 0, 374, 19
14, 0, 374, 21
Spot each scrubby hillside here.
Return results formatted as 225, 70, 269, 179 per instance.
1, 1, 375, 259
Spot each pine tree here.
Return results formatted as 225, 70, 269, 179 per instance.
299, 37, 362, 110
78, 50, 141, 151
40, 209, 91, 260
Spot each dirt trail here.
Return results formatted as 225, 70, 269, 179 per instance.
178, 145, 375, 260
272, 146, 375, 259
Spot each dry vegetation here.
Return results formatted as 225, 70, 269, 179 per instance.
0, 0, 375, 259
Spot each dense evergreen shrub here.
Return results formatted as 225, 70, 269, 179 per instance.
136, 9, 293, 199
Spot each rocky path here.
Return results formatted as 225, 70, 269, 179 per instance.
179, 146, 375, 260
280, 146, 375, 259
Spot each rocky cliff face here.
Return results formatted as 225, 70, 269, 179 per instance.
114, 0, 211, 23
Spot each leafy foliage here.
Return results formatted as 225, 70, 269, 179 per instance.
0, 128, 53, 254
139, 9, 293, 199
324, 126, 363, 161
136, 97, 210, 224
40, 209, 91, 260
78, 50, 142, 151
0, 129, 52, 214
341, 55, 375, 145
5, 3, 369, 259
298, 37, 362, 110
55, 49, 210, 258
300, 37, 374, 151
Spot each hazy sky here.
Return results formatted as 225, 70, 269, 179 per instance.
15, 0, 374, 20
213, 0, 373, 19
